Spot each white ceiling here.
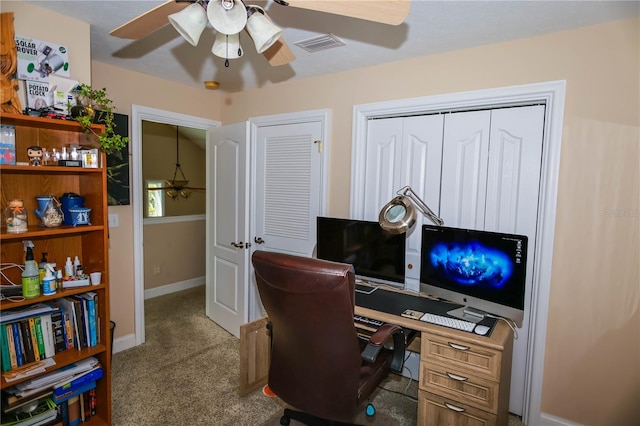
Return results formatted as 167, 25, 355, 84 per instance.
24, 1, 639, 93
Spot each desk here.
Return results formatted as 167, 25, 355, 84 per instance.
354, 286, 514, 426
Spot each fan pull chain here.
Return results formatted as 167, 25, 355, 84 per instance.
225, 34, 230, 67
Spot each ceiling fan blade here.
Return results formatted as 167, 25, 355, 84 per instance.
110, 0, 188, 39
281, 0, 410, 26
263, 38, 296, 66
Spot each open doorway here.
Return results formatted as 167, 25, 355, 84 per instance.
131, 105, 220, 345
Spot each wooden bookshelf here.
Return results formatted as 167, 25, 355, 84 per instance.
0, 112, 111, 425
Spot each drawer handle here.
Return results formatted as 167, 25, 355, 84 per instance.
444, 402, 466, 413
446, 372, 468, 381
448, 342, 470, 351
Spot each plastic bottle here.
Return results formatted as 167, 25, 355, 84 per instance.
56, 269, 63, 292
38, 252, 48, 285
42, 264, 57, 296
22, 242, 40, 298
65, 256, 74, 278
73, 256, 81, 275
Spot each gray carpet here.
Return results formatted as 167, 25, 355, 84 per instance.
112, 286, 524, 425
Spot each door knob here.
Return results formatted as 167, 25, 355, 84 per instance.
254, 237, 265, 244
231, 242, 245, 248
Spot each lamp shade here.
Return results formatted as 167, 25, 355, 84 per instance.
168, 3, 208, 46
207, 0, 247, 35
246, 6, 282, 54
212, 33, 243, 59
378, 195, 417, 234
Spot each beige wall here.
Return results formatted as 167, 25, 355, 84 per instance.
4, 2, 638, 423
218, 19, 639, 425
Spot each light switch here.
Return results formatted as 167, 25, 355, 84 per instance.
108, 213, 119, 228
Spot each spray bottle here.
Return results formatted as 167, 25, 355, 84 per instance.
21, 241, 40, 298
42, 264, 57, 296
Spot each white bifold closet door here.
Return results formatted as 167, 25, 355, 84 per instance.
361, 104, 545, 415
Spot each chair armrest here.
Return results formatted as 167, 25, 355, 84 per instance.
361, 324, 405, 373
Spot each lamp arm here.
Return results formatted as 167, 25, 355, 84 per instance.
400, 186, 444, 226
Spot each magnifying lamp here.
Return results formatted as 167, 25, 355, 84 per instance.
378, 186, 444, 234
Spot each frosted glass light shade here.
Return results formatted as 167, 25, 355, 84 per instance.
207, 0, 247, 35
246, 6, 282, 54
212, 33, 243, 59
168, 3, 208, 46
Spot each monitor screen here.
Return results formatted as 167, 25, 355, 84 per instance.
316, 217, 405, 285
420, 225, 528, 324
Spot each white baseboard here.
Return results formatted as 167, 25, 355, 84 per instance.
537, 413, 583, 426
112, 333, 136, 354
144, 277, 205, 300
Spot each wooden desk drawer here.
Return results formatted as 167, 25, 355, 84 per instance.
422, 333, 502, 381
420, 362, 499, 413
418, 391, 497, 426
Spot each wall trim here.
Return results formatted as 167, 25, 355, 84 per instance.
350, 80, 566, 426
131, 105, 219, 348
144, 214, 205, 225
144, 278, 205, 300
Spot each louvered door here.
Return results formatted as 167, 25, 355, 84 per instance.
253, 121, 323, 256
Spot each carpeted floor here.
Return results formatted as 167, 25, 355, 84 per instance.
111, 286, 524, 425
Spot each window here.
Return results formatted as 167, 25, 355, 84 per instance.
146, 180, 165, 217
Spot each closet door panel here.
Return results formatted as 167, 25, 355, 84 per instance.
363, 118, 403, 220
441, 110, 491, 229
401, 115, 444, 282
485, 105, 545, 234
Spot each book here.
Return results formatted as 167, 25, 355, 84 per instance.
28, 317, 41, 361
0, 396, 58, 426
53, 380, 96, 404
19, 320, 35, 364
0, 325, 10, 373
53, 367, 102, 397
0, 303, 56, 323
69, 298, 86, 349
40, 314, 56, 359
56, 299, 78, 350
33, 317, 46, 360
6, 324, 17, 370
76, 293, 97, 347
50, 311, 67, 353
11, 322, 25, 367
67, 394, 81, 426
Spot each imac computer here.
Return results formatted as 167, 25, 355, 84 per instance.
316, 217, 406, 287
420, 225, 528, 326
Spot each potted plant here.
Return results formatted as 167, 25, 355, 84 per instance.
71, 84, 129, 154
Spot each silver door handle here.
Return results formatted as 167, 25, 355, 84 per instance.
254, 237, 265, 244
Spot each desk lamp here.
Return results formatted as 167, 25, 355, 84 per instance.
378, 186, 444, 233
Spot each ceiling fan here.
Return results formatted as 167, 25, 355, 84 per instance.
110, 0, 410, 68
147, 126, 206, 199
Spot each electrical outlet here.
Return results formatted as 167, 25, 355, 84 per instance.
153, 265, 160, 275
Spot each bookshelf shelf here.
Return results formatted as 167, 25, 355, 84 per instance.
0, 113, 112, 424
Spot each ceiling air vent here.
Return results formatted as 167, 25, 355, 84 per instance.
294, 34, 345, 53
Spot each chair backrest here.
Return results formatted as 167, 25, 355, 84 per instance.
251, 250, 362, 421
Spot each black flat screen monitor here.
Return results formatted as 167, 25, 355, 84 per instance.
420, 225, 528, 326
316, 217, 405, 286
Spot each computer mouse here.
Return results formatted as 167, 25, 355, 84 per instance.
474, 325, 490, 335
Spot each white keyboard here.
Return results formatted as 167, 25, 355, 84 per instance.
419, 312, 476, 332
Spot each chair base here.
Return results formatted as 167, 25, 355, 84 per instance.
279, 408, 366, 426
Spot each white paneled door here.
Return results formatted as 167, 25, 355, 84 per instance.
206, 122, 250, 339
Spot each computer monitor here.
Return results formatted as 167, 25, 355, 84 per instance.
316, 217, 405, 286
420, 225, 528, 326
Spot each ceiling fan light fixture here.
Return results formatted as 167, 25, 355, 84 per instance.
166, 189, 179, 199
207, 0, 248, 35
168, 3, 208, 46
212, 32, 243, 59
246, 6, 282, 54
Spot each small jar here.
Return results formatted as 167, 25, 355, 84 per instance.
5, 199, 28, 233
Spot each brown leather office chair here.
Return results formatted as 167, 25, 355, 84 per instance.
252, 250, 405, 425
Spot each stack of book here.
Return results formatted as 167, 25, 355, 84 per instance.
1, 357, 102, 426
0, 293, 100, 374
